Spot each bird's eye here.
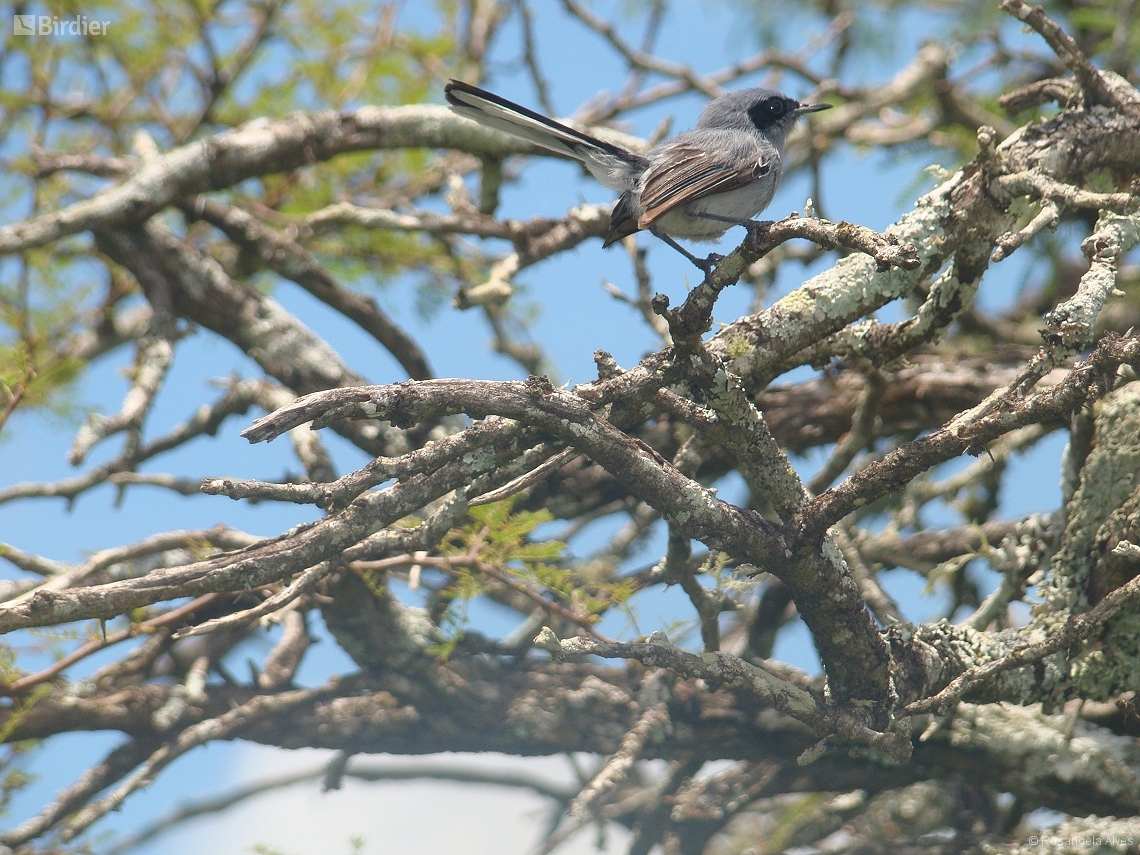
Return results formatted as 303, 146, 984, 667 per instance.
747, 97, 791, 130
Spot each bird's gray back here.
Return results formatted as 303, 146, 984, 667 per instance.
646, 126, 778, 171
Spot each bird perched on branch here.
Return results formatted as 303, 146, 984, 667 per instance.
444, 79, 831, 270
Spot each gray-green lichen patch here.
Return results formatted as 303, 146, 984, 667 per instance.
1023, 381, 1140, 704
462, 446, 498, 473
1041, 382, 1140, 612
943, 703, 1140, 806
713, 173, 958, 379
506, 674, 631, 747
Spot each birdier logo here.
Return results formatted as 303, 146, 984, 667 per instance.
13, 14, 110, 36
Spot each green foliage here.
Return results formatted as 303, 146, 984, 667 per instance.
0, 735, 39, 821
430, 499, 635, 656
244, 836, 365, 855
0, 763, 35, 820
250, 845, 296, 855
0, 647, 52, 745
353, 562, 390, 603
0, 0, 470, 424
1064, 0, 1140, 72
0, 341, 85, 433
0, 645, 20, 686
443, 498, 564, 566
0, 244, 94, 431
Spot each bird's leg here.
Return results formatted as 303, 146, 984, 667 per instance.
649, 229, 722, 272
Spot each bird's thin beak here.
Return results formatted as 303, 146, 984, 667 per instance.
795, 102, 832, 114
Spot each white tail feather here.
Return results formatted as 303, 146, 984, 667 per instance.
445, 81, 639, 190
447, 90, 589, 160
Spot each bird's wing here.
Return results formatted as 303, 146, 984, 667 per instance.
603, 193, 639, 248
637, 145, 771, 229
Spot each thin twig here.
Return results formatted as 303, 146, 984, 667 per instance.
999, 0, 1122, 109
1, 594, 223, 695
173, 563, 336, 639
535, 700, 670, 855
61, 679, 343, 841
469, 447, 577, 506
513, 0, 556, 115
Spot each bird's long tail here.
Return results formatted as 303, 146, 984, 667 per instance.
444, 80, 640, 189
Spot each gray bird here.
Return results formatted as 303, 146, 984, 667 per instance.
444, 80, 831, 270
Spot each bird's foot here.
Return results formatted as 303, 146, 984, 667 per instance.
697, 252, 724, 272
